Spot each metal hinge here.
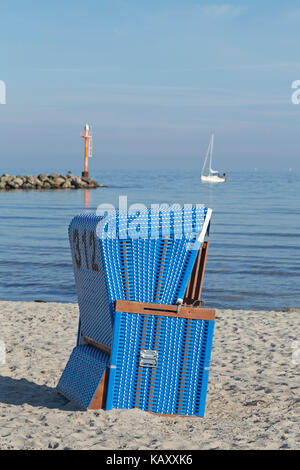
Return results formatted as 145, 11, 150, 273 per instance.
139, 350, 158, 368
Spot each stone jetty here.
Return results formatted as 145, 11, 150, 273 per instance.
0, 173, 104, 190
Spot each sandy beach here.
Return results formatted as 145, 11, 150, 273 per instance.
0, 300, 299, 450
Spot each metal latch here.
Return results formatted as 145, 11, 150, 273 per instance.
176, 298, 183, 314
139, 350, 158, 368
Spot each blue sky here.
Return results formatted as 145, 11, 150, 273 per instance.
0, 0, 300, 173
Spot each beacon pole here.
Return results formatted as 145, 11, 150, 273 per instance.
81, 124, 92, 178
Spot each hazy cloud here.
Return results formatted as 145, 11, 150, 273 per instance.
201, 4, 244, 18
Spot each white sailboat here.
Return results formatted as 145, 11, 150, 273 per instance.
201, 133, 226, 183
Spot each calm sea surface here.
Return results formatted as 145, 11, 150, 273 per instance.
0, 169, 299, 310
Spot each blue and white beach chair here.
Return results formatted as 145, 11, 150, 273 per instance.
57, 206, 215, 416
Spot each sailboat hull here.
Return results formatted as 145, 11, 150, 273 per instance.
201, 175, 226, 183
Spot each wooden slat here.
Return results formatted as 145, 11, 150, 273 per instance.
184, 241, 209, 306
184, 247, 201, 303
88, 367, 109, 410
83, 336, 112, 355
194, 241, 209, 303
115, 300, 215, 321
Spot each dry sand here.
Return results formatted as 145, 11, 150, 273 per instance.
0, 300, 299, 450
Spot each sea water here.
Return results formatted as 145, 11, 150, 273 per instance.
0, 169, 299, 310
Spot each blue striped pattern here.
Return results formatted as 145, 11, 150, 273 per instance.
106, 311, 215, 417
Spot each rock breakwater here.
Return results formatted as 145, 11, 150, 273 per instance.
0, 173, 103, 190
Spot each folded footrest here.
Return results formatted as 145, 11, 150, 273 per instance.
57, 344, 109, 410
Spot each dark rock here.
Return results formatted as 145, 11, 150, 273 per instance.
71, 177, 83, 188
7, 180, 21, 189
61, 180, 72, 189
0, 175, 9, 182
51, 177, 65, 187
14, 177, 24, 185
38, 174, 48, 181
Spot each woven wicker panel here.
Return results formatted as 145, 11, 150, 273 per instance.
106, 310, 215, 417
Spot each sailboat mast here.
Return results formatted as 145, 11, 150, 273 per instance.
201, 137, 210, 176
209, 133, 214, 174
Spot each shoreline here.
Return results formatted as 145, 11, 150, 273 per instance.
0, 300, 299, 450
3, 299, 300, 313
